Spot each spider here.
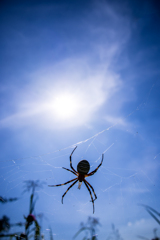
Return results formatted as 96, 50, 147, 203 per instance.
48, 146, 104, 213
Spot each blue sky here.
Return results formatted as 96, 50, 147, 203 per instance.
0, 0, 160, 239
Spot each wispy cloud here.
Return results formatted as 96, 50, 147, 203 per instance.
1, 58, 121, 129
0, 1, 133, 130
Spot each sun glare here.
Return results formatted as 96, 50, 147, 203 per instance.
53, 93, 78, 120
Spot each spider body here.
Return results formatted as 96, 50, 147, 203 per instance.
48, 146, 104, 213
77, 160, 90, 174
77, 172, 85, 182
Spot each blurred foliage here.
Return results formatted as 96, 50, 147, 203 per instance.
0, 180, 51, 240
73, 216, 100, 240
137, 205, 160, 240
106, 224, 123, 240
49, 228, 54, 240
141, 205, 160, 225
0, 216, 10, 232
23, 180, 45, 195
73, 220, 124, 240
0, 197, 18, 204
1, 186, 160, 240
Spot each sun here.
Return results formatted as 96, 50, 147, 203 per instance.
53, 93, 78, 120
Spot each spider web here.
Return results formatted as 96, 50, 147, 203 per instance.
0, 83, 160, 240
1, 0, 160, 239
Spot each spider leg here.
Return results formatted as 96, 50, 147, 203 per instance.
70, 146, 77, 173
87, 153, 104, 177
85, 179, 97, 201
62, 167, 78, 176
48, 177, 77, 187
62, 179, 78, 204
84, 181, 95, 214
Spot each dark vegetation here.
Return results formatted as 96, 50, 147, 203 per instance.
0, 181, 159, 240
0, 180, 44, 240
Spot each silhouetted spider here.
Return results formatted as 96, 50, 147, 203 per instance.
48, 146, 104, 213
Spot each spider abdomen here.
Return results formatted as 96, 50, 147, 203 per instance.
77, 160, 90, 175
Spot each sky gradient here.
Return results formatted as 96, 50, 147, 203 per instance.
0, 0, 160, 239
